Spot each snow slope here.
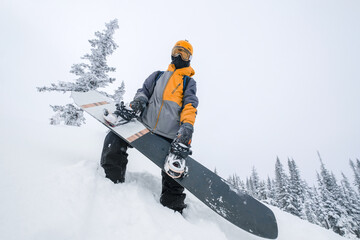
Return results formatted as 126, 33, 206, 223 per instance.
0, 116, 347, 240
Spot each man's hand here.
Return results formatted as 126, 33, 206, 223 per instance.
171, 123, 193, 159
173, 123, 193, 146
130, 97, 147, 114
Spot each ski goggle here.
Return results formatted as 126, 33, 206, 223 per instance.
171, 46, 192, 61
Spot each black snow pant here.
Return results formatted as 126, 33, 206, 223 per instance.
100, 131, 129, 183
100, 131, 186, 212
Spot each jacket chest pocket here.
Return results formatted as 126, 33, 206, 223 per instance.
169, 83, 183, 106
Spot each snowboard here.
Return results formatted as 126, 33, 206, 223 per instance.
71, 90, 278, 239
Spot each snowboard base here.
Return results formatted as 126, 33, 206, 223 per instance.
71, 90, 278, 239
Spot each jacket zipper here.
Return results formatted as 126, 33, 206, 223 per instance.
171, 83, 181, 94
153, 71, 175, 130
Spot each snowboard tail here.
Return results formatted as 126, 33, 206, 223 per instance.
71, 90, 278, 239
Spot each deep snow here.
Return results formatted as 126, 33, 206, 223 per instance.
0, 115, 347, 240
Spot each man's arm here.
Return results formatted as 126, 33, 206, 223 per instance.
133, 71, 161, 102
180, 78, 199, 128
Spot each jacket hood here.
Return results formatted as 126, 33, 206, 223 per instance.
168, 64, 195, 77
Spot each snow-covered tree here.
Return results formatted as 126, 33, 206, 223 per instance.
287, 158, 306, 218
38, 19, 119, 93
112, 81, 126, 105
340, 173, 360, 238
50, 104, 86, 126
316, 155, 357, 238
227, 173, 243, 191
250, 167, 261, 198
303, 185, 321, 226
265, 176, 277, 206
274, 157, 294, 213
257, 180, 268, 201
350, 159, 360, 194
226, 154, 360, 239
37, 19, 124, 126
247, 177, 255, 196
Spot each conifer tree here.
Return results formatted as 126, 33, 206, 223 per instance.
39, 20, 119, 93
112, 81, 126, 104
258, 180, 267, 201
251, 167, 260, 198
317, 156, 356, 238
287, 158, 306, 218
238, 177, 246, 191
248, 177, 255, 196
49, 104, 86, 126
274, 157, 294, 213
316, 172, 333, 229
303, 185, 321, 225
265, 176, 277, 206
340, 173, 360, 238
37, 19, 123, 126
227, 173, 245, 191
350, 159, 360, 193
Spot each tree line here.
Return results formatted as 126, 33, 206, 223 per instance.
226, 154, 360, 239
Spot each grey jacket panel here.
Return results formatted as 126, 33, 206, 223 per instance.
154, 100, 182, 138
183, 78, 198, 109
134, 71, 161, 102
140, 71, 173, 138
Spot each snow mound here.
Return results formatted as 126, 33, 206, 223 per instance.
0, 120, 347, 240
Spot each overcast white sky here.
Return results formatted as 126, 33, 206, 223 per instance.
1, 0, 359, 184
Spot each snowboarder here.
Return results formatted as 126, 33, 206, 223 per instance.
100, 40, 199, 213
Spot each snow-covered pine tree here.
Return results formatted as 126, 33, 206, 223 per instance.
39, 20, 119, 93
265, 176, 277, 206
303, 185, 321, 226
317, 155, 357, 238
49, 104, 86, 126
238, 177, 246, 191
226, 173, 245, 191
247, 177, 255, 197
274, 157, 296, 214
316, 171, 333, 230
258, 180, 268, 201
287, 158, 306, 218
37, 19, 124, 126
350, 159, 360, 194
340, 173, 360, 238
112, 81, 126, 105
250, 167, 261, 199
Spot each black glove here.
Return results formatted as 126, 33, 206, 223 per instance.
171, 123, 193, 158
174, 123, 193, 146
130, 97, 147, 114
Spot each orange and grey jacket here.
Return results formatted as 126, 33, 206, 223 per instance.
134, 64, 198, 139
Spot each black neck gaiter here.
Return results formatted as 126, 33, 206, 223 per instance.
171, 55, 190, 69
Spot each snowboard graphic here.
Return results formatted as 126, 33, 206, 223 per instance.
71, 90, 278, 239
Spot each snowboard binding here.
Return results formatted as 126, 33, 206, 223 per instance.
164, 153, 188, 179
103, 101, 138, 127
164, 142, 191, 179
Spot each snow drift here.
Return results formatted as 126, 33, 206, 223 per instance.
0, 117, 347, 240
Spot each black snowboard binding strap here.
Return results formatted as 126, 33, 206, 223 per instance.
103, 102, 138, 127
170, 141, 192, 159
114, 101, 138, 121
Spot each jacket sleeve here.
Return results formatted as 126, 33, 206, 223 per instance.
180, 78, 199, 127
133, 71, 161, 102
